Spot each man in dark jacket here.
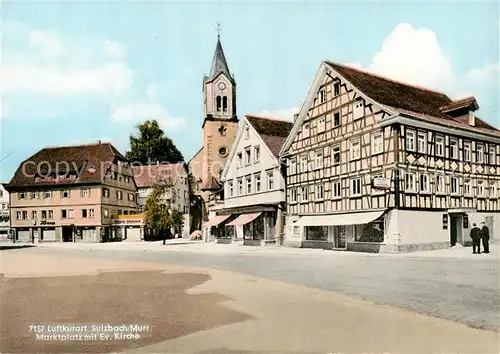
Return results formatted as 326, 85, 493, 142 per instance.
470, 223, 481, 254
480, 222, 490, 254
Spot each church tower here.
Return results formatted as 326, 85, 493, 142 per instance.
199, 29, 239, 188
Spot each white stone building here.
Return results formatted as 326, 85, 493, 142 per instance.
0, 183, 10, 239
280, 61, 499, 252
205, 115, 293, 245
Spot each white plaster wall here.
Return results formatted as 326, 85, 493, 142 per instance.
223, 118, 285, 209
284, 215, 303, 242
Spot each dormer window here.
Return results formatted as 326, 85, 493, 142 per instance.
353, 98, 364, 120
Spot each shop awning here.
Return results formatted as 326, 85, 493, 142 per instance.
227, 212, 262, 226
204, 214, 232, 227
295, 210, 385, 227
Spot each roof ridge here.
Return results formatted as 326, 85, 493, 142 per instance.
246, 114, 294, 124
325, 61, 451, 100
43, 142, 112, 150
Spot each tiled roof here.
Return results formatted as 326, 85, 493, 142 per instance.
326, 61, 499, 135
440, 96, 479, 113
132, 163, 186, 188
201, 174, 221, 191
8, 143, 127, 187
246, 115, 293, 157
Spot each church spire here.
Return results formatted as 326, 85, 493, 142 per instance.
208, 24, 233, 82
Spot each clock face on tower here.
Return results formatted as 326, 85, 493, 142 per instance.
218, 82, 226, 90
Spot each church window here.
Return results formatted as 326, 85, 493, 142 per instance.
216, 96, 222, 112
222, 96, 228, 112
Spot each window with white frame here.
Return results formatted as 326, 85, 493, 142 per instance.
435, 135, 444, 156
436, 174, 445, 193
419, 173, 430, 193
332, 145, 341, 165
228, 181, 233, 197
44, 190, 52, 199
489, 146, 496, 165
333, 111, 341, 127
31, 191, 38, 199
244, 126, 250, 139
81, 188, 90, 197
450, 176, 458, 194
333, 82, 340, 96
351, 178, 362, 197
237, 152, 242, 168
16, 211, 22, 220
61, 189, 70, 198
332, 180, 341, 198
237, 178, 243, 195
450, 139, 458, 159
32, 210, 37, 219
290, 158, 296, 174
116, 190, 122, 200
464, 179, 472, 196
267, 171, 274, 190
303, 123, 310, 138
246, 176, 252, 194
406, 130, 415, 151
244, 148, 251, 165
48, 210, 53, 219
350, 139, 361, 160
315, 150, 323, 169
417, 132, 427, 153
128, 193, 135, 202
405, 172, 417, 192
319, 87, 326, 103
463, 141, 471, 162
254, 146, 260, 163
103, 208, 109, 218
255, 174, 261, 192
290, 188, 297, 203
301, 186, 309, 202
315, 184, 324, 200
477, 180, 485, 197
477, 144, 484, 163
318, 117, 326, 133
372, 133, 383, 155
41, 210, 47, 219
489, 181, 497, 198
353, 98, 364, 120
300, 155, 308, 172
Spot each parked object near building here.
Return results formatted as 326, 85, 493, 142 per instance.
0, 184, 10, 240
280, 61, 500, 253
5, 142, 139, 243
206, 115, 293, 245
132, 162, 190, 238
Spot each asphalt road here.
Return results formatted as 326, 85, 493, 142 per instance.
23, 247, 500, 331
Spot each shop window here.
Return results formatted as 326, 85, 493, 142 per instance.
354, 217, 384, 243
305, 226, 328, 241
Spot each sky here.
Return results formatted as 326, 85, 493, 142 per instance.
1, 1, 499, 181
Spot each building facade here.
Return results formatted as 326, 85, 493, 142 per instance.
205, 115, 292, 245
5, 142, 139, 243
280, 61, 500, 252
188, 33, 239, 229
0, 184, 9, 239
132, 162, 190, 238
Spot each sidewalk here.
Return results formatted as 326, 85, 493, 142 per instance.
34, 239, 500, 260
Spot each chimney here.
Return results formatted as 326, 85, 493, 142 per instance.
293, 113, 299, 122
468, 111, 475, 126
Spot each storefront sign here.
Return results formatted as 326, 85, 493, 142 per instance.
40, 220, 56, 225
113, 219, 143, 225
372, 177, 391, 190
442, 214, 448, 230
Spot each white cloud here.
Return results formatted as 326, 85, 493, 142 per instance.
146, 83, 158, 101
465, 63, 500, 86
366, 23, 454, 91
103, 40, 126, 59
254, 107, 299, 122
0, 21, 133, 96
110, 102, 186, 132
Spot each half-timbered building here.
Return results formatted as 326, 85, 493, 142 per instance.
204, 115, 292, 245
280, 61, 500, 252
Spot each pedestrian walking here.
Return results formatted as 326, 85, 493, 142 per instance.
480, 221, 490, 254
470, 223, 481, 254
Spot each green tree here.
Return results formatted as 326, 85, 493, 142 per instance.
126, 120, 184, 164
144, 184, 185, 243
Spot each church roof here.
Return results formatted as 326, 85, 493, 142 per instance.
206, 36, 234, 84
